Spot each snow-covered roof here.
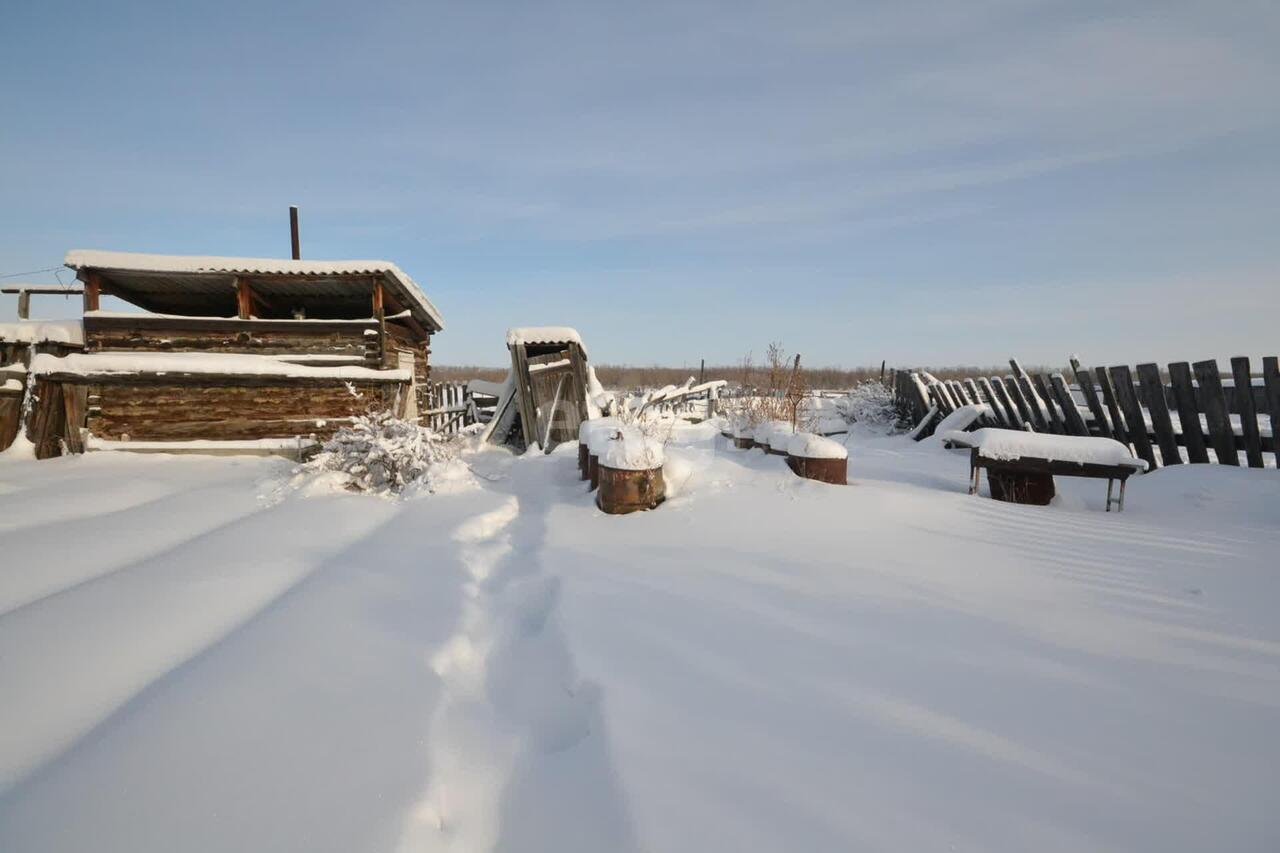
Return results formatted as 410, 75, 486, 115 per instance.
29, 351, 410, 382
0, 320, 85, 346
506, 326, 586, 356
65, 249, 444, 332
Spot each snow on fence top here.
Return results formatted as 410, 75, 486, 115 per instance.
505, 326, 586, 357
787, 433, 848, 460
0, 320, 85, 346
946, 428, 1148, 470
29, 351, 410, 382
65, 249, 444, 331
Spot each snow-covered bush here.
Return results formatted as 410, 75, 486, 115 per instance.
834, 381, 898, 431
300, 411, 457, 495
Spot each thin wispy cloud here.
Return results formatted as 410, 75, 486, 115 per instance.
1, 0, 1276, 364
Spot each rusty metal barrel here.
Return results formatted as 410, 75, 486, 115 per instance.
595, 428, 667, 514
597, 465, 666, 514
785, 433, 848, 485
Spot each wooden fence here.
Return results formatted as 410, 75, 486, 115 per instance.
891, 356, 1280, 471
422, 381, 497, 435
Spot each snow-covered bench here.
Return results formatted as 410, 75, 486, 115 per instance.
942, 429, 1148, 511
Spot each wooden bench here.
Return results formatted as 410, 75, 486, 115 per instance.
967, 449, 1141, 511
943, 429, 1148, 512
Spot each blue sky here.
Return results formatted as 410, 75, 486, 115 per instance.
1, 0, 1276, 367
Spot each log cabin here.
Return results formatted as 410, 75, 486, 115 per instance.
10, 249, 443, 459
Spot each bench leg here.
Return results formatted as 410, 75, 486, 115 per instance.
1106, 479, 1114, 512
969, 465, 980, 496
1118, 478, 1127, 512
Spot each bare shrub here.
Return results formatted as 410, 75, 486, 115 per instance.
301, 411, 457, 495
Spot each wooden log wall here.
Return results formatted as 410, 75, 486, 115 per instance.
84, 315, 381, 365
892, 355, 1280, 471
84, 379, 397, 442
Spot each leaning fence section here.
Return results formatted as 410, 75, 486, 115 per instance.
422, 380, 497, 436
890, 355, 1280, 471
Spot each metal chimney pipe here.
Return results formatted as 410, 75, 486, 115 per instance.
289, 205, 301, 259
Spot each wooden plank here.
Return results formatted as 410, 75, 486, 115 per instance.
1094, 367, 1128, 446
1264, 357, 1280, 468
1135, 363, 1181, 465
1070, 360, 1113, 439
511, 344, 538, 450
1031, 373, 1065, 434
1109, 365, 1158, 470
1008, 359, 1049, 431
1192, 360, 1237, 466
1230, 356, 1264, 468
989, 377, 1022, 428
1167, 362, 1209, 463
976, 378, 1008, 426
927, 381, 953, 415
1075, 363, 1116, 435
999, 376, 1034, 429
1050, 373, 1090, 436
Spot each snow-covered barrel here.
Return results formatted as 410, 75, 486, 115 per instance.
763, 422, 795, 456
786, 433, 848, 485
578, 418, 617, 482
597, 429, 666, 514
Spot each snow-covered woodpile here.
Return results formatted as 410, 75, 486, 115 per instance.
7, 250, 444, 459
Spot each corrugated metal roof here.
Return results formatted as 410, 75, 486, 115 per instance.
65, 249, 444, 331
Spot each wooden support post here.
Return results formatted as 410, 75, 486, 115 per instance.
235, 278, 253, 319
1230, 356, 1265, 468
1109, 365, 1158, 470
371, 278, 388, 368
17, 290, 31, 320
290, 205, 301, 260
1136, 363, 1181, 465
1192, 360, 1237, 465
1167, 361, 1209, 463
83, 273, 100, 313
1263, 357, 1280, 469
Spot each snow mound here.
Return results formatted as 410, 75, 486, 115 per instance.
787, 432, 848, 459
835, 381, 897, 431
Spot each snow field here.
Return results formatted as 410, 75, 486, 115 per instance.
1, 424, 1278, 852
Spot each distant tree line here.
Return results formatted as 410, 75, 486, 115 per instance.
431, 362, 1062, 392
